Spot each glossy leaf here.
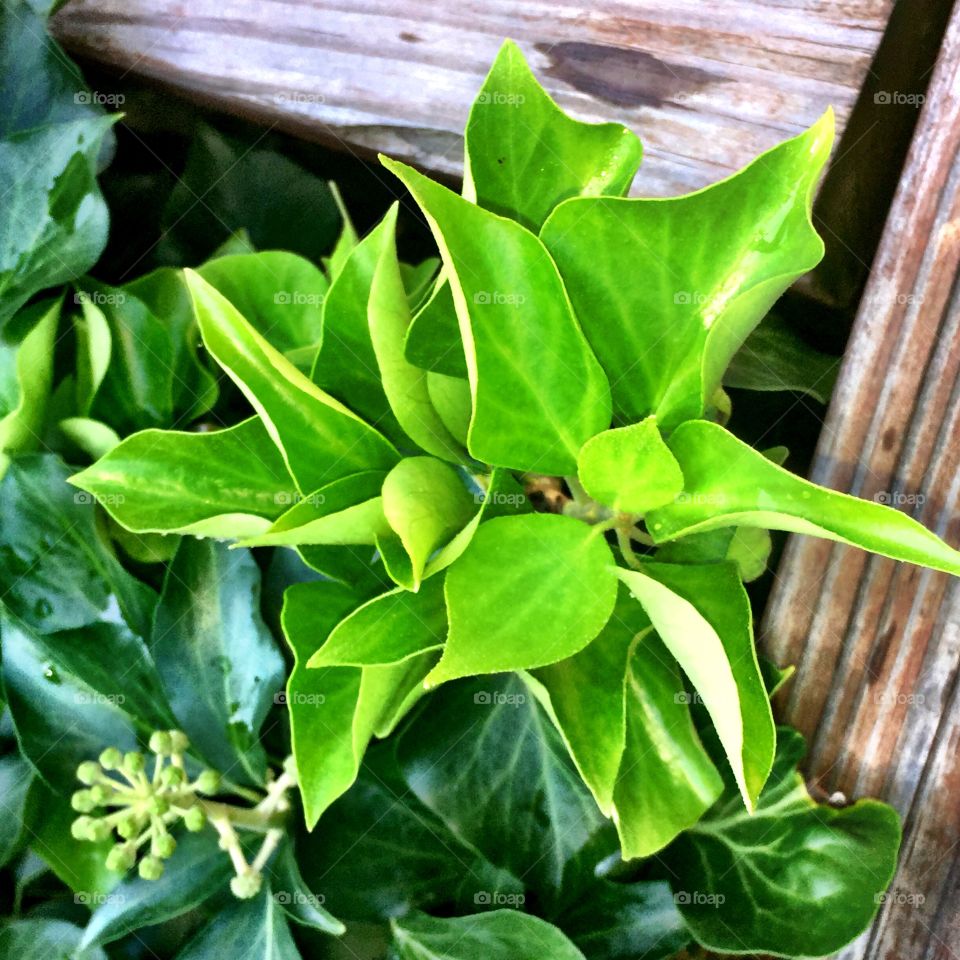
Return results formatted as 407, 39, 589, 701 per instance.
655, 524, 774, 583
397, 675, 604, 896
80, 832, 232, 949
175, 886, 301, 960
1, 612, 173, 789
73, 296, 111, 415
301, 746, 522, 921
616, 562, 774, 811
367, 209, 467, 461
282, 581, 431, 827
381, 456, 476, 589
392, 911, 587, 960
427, 514, 617, 685
532, 587, 638, 814
1, 454, 155, 636
670, 728, 901, 957
269, 840, 345, 935
423, 467, 530, 578
83, 269, 218, 433
0, 299, 58, 475
309, 575, 447, 667
427, 370, 472, 444
541, 112, 833, 428
0, 114, 115, 328
725, 312, 839, 403
152, 539, 285, 785
382, 157, 611, 475
186, 269, 398, 493
238, 471, 390, 548
197, 250, 327, 353
465, 39, 641, 230
69, 417, 296, 537
0, 919, 106, 960
0, 752, 35, 867
649, 420, 960, 575
576, 417, 684, 514
612, 630, 724, 858
312, 210, 405, 442
404, 276, 466, 378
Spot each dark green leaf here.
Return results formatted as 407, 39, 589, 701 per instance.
0, 454, 155, 636
174, 885, 301, 960
0, 919, 106, 960
392, 910, 587, 960
397, 675, 604, 896
725, 312, 839, 403
1, 612, 172, 788
80, 831, 232, 949
152, 539, 285, 785
669, 728, 901, 957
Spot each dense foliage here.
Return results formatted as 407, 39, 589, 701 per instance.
2, 7, 951, 958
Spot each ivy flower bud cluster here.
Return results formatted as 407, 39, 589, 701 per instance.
70, 730, 297, 897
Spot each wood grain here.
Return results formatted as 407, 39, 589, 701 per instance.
51, 0, 893, 198
762, 5, 960, 956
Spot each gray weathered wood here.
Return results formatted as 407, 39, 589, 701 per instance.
51, 0, 893, 198
762, 4, 960, 956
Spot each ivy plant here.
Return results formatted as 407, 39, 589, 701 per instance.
0, 20, 947, 960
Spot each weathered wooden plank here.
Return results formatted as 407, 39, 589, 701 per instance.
762, 5, 960, 956
51, 0, 893, 198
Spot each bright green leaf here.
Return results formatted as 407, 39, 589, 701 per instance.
649, 420, 960, 575
465, 39, 641, 231
382, 157, 611, 475
197, 250, 327, 354
616, 562, 774, 811
404, 275, 466, 378
427, 514, 617, 685
576, 417, 683, 514
0, 298, 58, 475
186, 269, 398, 493
312, 209, 405, 443
381, 456, 476, 589
541, 112, 833, 429
281, 581, 432, 828
367, 209, 468, 461
612, 630, 724, 858
69, 418, 296, 537
238, 471, 389, 548
309, 575, 447, 667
